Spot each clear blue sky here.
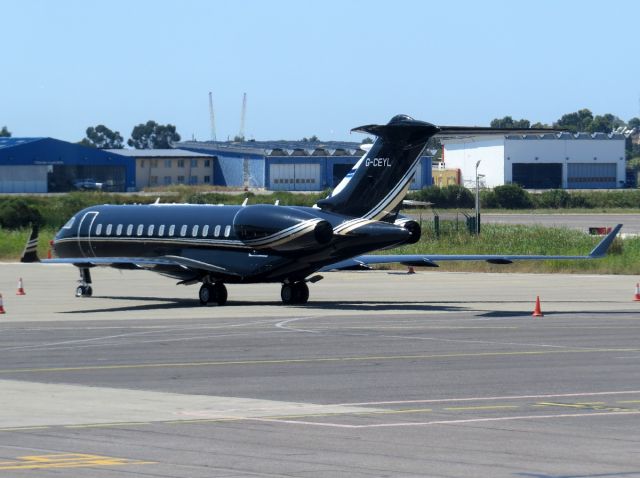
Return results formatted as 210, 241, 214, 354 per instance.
2, 0, 639, 143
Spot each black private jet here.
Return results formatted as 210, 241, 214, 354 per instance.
47, 115, 621, 305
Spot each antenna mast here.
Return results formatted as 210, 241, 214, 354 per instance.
208, 92, 216, 142
239, 92, 247, 140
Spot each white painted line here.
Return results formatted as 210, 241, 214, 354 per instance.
335, 390, 640, 407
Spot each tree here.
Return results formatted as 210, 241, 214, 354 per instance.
628, 117, 640, 130
490, 116, 530, 128
588, 114, 624, 134
554, 108, 594, 133
81, 124, 124, 149
361, 137, 374, 144
0, 126, 11, 137
128, 121, 181, 149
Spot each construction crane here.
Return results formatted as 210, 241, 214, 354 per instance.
239, 92, 247, 141
208, 92, 216, 142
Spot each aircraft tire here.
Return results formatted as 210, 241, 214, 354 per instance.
215, 283, 228, 306
75, 285, 92, 297
281, 284, 294, 304
199, 283, 214, 305
294, 282, 309, 304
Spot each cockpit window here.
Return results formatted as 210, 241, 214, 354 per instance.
62, 216, 76, 229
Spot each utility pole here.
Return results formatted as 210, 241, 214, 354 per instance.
475, 160, 481, 236
239, 92, 247, 141
208, 92, 216, 142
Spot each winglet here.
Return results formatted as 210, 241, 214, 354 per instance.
588, 224, 622, 258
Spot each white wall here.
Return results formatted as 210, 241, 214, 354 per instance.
442, 137, 505, 188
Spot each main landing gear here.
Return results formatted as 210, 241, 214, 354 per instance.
199, 282, 228, 306
280, 281, 309, 305
75, 267, 93, 297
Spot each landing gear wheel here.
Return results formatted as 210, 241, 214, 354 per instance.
199, 283, 227, 306
214, 283, 228, 306
281, 282, 309, 305
75, 285, 93, 297
199, 283, 214, 305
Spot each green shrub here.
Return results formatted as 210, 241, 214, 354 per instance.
492, 184, 533, 209
534, 189, 571, 209
0, 198, 43, 228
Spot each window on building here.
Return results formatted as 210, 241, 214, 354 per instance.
191, 159, 198, 168
164, 160, 172, 168
140, 160, 145, 168
164, 176, 171, 185
189, 175, 198, 184
204, 159, 211, 167
177, 175, 185, 184
204, 175, 210, 183
150, 176, 158, 186
177, 159, 185, 168
151, 160, 158, 168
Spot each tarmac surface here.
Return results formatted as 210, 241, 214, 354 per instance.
1, 263, 639, 477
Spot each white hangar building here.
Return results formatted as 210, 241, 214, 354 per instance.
441, 132, 626, 189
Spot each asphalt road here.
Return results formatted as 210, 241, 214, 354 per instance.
0, 264, 639, 477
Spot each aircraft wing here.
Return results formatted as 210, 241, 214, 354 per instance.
322, 224, 622, 271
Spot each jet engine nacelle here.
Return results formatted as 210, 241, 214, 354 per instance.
234, 204, 333, 252
394, 218, 421, 244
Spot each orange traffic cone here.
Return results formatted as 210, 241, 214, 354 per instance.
633, 283, 640, 302
407, 266, 415, 274
16, 278, 26, 296
0, 294, 5, 314
532, 296, 544, 317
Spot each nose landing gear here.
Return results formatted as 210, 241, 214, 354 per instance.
75, 267, 93, 297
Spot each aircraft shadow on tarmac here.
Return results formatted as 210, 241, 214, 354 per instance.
61, 296, 467, 314
61, 296, 635, 316
515, 470, 640, 478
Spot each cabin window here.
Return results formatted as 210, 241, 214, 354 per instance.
62, 216, 76, 229
126, 224, 133, 236
147, 224, 155, 236
116, 224, 123, 236
192, 225, 199, 237
106, 224, 112, 235
168, 225, 175, 236
95, 224, 102, 235
158, 225, 165, 236
224, 225, 231, 238
214, 225, 221, 237
137, 224, 144, 236
202, 225, 209, 237
180, 225, 187, 237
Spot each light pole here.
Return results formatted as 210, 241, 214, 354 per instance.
475, 160, 481, 235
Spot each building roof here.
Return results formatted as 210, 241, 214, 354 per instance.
176, 140, 366, 157
504, 132, 625, 140
105, 148, 215, 158
0, 137, 46, 150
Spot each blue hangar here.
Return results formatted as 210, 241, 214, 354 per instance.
176, 140, 433, 191
0, 137, 135, 193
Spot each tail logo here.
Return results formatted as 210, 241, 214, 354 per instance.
366, 157, 392, 167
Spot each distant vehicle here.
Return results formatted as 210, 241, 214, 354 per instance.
73, 178, 103, 190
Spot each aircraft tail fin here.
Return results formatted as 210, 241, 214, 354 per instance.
316, 115, 439, 220
20, 224, 40, 263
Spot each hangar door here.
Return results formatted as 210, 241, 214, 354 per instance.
512, 163, 562, 189
567, 163, 617, 189
0, 166, 48, 193
409, 162, 423, 190
269, 163, 321, 191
